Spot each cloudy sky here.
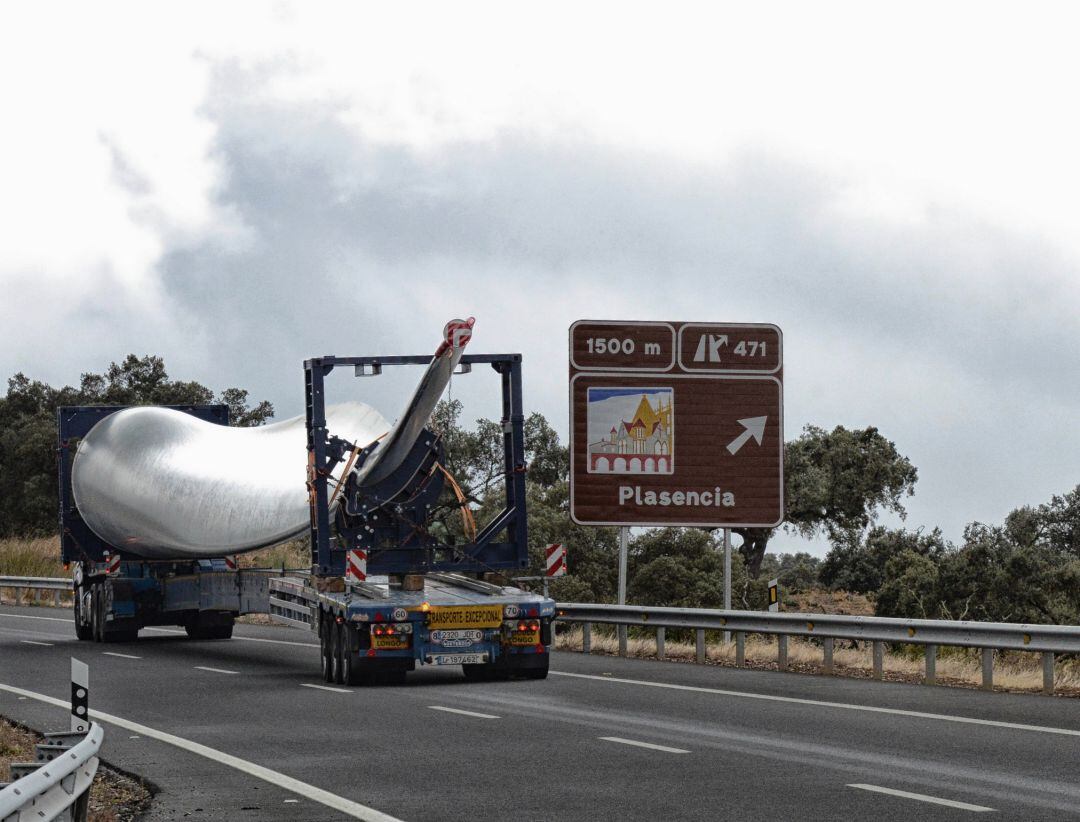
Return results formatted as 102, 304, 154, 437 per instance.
3, 2, 1078, 556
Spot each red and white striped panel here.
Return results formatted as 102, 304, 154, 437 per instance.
105, 553, 120, 575
345, 549, 368, 584
545, 543, 566, 578
224, 556, 237, 571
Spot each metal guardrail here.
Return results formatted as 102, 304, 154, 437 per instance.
556, 603, 1079, 695
0, 577, 71, 608
0, 724, 103, 822
0, 660, 103, 822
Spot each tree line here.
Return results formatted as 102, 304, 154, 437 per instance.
0, 355, 273, 536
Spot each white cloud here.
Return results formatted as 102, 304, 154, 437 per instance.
2, 0, 1079, 555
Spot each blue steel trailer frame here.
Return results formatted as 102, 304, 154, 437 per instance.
303, 353, 529, 578
56, 405, 230, 564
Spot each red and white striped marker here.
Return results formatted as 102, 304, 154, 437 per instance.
105, 553, 120, 575
345, 549, 368, 584
545, 544, 567, 578
224, 556, 237, 571
435, 317, 475, 356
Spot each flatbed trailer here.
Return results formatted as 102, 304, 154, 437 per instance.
271, 572, 554, 684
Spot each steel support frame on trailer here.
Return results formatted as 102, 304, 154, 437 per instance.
302, 353, 528, 577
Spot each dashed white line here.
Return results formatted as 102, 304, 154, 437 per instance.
20, 640, 53, 646
0, 681, 403, 821
194, 666, 239, 675
551, 671, 1080, 738
599, 736, 690, 754
428, 705, 500, 720
103, 651, 142, 659
848, 784, 995, 812
301, 684, 352, 694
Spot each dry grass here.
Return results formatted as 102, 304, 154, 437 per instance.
1, 716, 152, 821
236, 538, 309, 571
0, 536, 66, 577
0, 537, 71, 606
556, 626, 1080, 696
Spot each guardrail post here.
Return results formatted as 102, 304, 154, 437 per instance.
618, 626, 627, 657
656, 627, 665, 660
582, 622, 592, 654
735, 631, 745, 667
822, 637, 834, 675
872, 641, 883, 680
54, 590, 61, 607
1043, 651, 1055, 695
925, 644, 937, 685
981, 648, 993, 691
777, 634, 788, 671
695, 629, 705, 663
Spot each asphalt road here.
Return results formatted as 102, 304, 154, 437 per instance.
2, 603, 1079, 821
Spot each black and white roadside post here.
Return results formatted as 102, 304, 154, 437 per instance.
71, 657, 89, 733
768, 578, 779, 613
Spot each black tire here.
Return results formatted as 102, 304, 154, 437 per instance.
74, 589, 93, 642
91, 586, 104, 643
340, 624, 359, 686
332, 620, 345, 685
320, 614, 335, 683
462, 663, 496, 682
377, 670, 407, 686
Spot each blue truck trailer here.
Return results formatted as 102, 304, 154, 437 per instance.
57, 338, 554, 682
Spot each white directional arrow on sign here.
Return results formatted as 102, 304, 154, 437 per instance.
726, 416, 768, 455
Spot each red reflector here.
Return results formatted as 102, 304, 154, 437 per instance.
528, 608, 538, 617
367, 649, 376, 657
374, 612, 384, 622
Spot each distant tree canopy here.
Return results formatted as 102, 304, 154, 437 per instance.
735, 424, 918, 577
0, 355, 273, 536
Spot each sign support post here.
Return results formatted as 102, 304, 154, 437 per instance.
617, 526, 629, 656
723, 528, 732, 644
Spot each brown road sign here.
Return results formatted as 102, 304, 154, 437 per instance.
570, 320, 783, 528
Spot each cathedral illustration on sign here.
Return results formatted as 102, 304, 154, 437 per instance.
586, 387, 674, 474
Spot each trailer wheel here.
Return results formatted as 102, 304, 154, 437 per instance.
91, 586, 104, 643
320, 613, 335, 683
339, 624, 359, 686
331, 620, 345, 685
73, 588, 93, 642
462, 663, 496, 682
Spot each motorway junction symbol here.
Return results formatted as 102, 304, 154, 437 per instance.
569, 320, 783, 528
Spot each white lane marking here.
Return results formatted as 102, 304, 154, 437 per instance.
1, 613, 319, 648
428, 705, 500, 720
301, 684, 353, 694
194, 666, 239, 675
144, 626, 317, 648
551, 671, 1080, 738
848, 784, 995, 812
0, 681, 404, 821
0, 613, 71, 623
129, 735, 141, 739
599, 736, 690, 754
103, 651, 142, 659
21, 640, 53, 646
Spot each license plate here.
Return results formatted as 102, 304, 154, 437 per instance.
372, 635, 408, 650
428, 653, 488, 665
427, 605, 503, 630
429, 629, 483, 643
509, 631, 540, 646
